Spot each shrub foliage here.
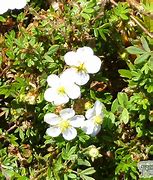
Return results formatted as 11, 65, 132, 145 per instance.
0, 0, 153, 179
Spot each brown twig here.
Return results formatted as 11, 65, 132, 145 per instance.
110, 0, 153, 39
127, 0, 153, 19
6, 124, 17, 133
0, 66, 10, 77
31, 167, 47, 180
130, 15, 153, 38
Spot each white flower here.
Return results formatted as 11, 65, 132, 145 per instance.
44, 108, 85, 140
64, 47, 101, 85
51, 2, 59, 11
0, 2, 9, 14
44, 73, 81, 106
0, 0, 27, 14
8, 0, 27, 10
82, 100, 103, 136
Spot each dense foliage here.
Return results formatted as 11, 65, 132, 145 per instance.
0, 0, 153, 179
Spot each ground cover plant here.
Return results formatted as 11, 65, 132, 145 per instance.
0, 0, 153, 179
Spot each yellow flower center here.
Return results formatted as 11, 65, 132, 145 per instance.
57, 86, 65, 95
94, 115, 103, 125
59, 120, 71, 132
77, 63, 86, 72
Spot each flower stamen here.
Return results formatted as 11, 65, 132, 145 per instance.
94, 115, 103, 125
77, 63, 86, 72
59, 120, 71, 132
57, 86, 66, 95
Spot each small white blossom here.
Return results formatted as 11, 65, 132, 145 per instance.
64, 47, 101, 85
0, 2, 9, 14
82, 100, 103, 136
0, 0, 27, 14
44, 73, 81, 106
51, 2, 59, 11
8, 0, 27, 10
44, 108, 85, 140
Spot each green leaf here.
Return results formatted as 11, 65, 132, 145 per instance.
103, 111, 115, 129
81, 13, 90, 20
127, 62, 136, 70
48, 45, 59, 55
6, 50, 15, 59
126, 46, 146, 54
83, 8, 94, 14
141, 36, 150, 52
80, 167, 95, 175
68, 173, 77, 179
98, 24, 110, 41
19, 129, 24, 140
120, 108, 129, 124
64, 174, 68, 180
78, 159, 91, 167
108, 112, 115, 124
148, 57, 153, 71
80, 174, 95, 180
118, 69, 132, 78
98, 29, 106, 41
120, 14, 128, 20
94, 28, 98, 37
79, 133, 90, 143
86, 1, 95, 8
134, 53, 150, 64
0, 16, 6, 22
44, 55, 54, 62
62, 144, 77, 160
68, 146, 77, 156
0, 85, 9, 95
2, 169, 15, 178
90, 90, 96, 100
147, 85, 153, 93
117, 92, 128, 107
136, 127, 143, 137
9, 134, 18, 146
111, 99, 119, 113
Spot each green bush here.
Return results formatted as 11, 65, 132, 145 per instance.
0, 0, 153, 179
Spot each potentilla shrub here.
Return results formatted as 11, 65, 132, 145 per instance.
0, 0, 152, 179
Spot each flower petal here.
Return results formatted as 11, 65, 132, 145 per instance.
47, 74, 60, 87
81, 120, 95, 135
44, 88, 56, 102
75, 71, 90, 85
60, 68, 76, 83
44, 113, 60, 125
53, 94, 69, 106
60, 108, 75, 119
91, 125, 101, 136
77, 47, 93, 56
94, 100, 103, 115
46, 127, 61, 137
64, 51, 80, 66
85, 55, 101, 74
70, 115, 85, 127
85, 107, 95, 119
65, 83, 81, 99
62, 127, 77, 140
8, 0, 26, 9
0, 2, 8, 14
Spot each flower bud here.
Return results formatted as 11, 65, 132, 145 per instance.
88, 145, 101, 161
